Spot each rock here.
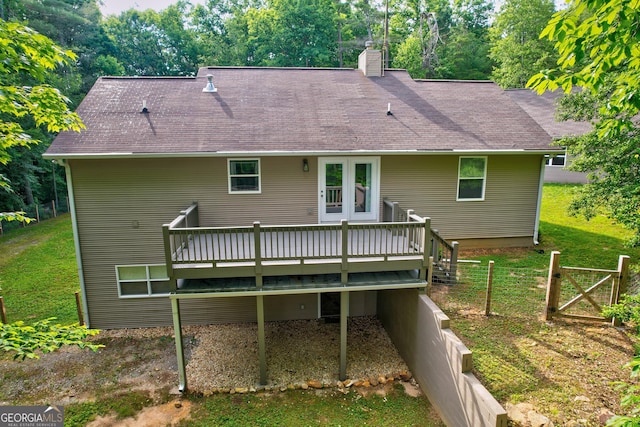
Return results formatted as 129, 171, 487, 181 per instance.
354, 380, 364, 387
235, 387, 249, 394
574, 396, 590, 403
362, 380, 371, 387
370, 377, 379, 387
301, 383, 309, 390
337, 381, 344, 388
528, 411, 553, 427
174, 401, 183, 409
229, 389, 236, 395
279, 386, 287, 392
386, 375, 395, 383
287, 384, 295, 391
249, 386, 256, 393
598, 409, 615, 425
506, 403, 553, 427
307, 380, 323, 389
378, 376, 387, 385
399, 371, 412, 382
344, 380, 354, 388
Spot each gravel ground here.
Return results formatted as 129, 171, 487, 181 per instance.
186, 316, 410, 392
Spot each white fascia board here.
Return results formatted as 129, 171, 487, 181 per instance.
43, 148, 563, 161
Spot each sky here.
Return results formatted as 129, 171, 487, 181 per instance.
99, 0, 204, 16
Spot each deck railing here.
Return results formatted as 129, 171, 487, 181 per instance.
163, 203, 432, 286
383, 198, 458, 282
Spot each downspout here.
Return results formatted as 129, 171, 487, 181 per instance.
59, 159, 90, 327
533, 156, 546, 245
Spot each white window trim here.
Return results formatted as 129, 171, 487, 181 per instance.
116, 264, 170, 298
545, 151, 567, 167
228, 158, 261, 194
456, 156, 487, 202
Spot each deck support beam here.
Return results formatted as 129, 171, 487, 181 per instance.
339, 291, 349, 381
257, 294, 267, 385
171, 297, 187, 392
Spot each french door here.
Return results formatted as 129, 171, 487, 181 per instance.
318, 157, 380, 222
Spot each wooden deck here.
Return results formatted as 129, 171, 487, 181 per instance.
161, 203, 461, 291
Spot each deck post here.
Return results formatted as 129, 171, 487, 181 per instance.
171, 297, 187, 392
450, 241, 459, 282
257, 295, 267, 385
162, 224, 174, 278
431, 229, 439, 263
339, 291, 349, 381
420, 218, 431, 281
341, 220, 349, 284
254, 222, 263, 289
425, 256, 434, 296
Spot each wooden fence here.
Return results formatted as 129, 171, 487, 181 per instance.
545, 251, 630, 323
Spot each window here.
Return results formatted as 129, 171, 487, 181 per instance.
457, 156, 487, 201
116, 264, 171, 298
546, 152, 566, 167
228, 159, 261, 193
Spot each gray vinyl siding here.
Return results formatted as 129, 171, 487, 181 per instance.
380, 154, 542, 241
69, 154, 540, 328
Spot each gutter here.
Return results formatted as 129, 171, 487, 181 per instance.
533, 156, 546, 245
61, 159, 91, 328
43, 148, 565, 161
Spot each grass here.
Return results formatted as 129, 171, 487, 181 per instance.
0, 214, 80, 324
182, 384, 437, 426
462, 183, 640, 271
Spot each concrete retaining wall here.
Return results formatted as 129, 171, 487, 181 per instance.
378, 289, 507, 427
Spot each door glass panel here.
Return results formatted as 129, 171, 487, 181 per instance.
354, 163, 372, 213
325, 163, 343, 214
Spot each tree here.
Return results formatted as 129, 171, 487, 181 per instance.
436, 0, 493, 79
0, 20, 84, 220
489, 0, 556, 88
390, 0, 453, 78
528, 0, 640, 137
527, 0, 640, 246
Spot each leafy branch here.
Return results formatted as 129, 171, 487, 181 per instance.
0, 318, 104, 360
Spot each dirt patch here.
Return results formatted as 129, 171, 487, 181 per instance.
87, 399, 192, 427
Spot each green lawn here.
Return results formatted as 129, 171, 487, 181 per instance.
0, 214, 80, 324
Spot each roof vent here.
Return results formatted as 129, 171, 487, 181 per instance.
203, 74, 217, 93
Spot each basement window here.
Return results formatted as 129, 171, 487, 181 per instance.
228, 159, 261, 193
116, 264, 171, 298
457, 156, 487, 201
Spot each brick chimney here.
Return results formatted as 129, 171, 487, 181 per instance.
358, 41, 382, 77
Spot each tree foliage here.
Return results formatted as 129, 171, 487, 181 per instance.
489, 0, 556, 88
0, 318, 103, 360
528, 0, 640, 246
0, 20, 84, 164
528, 0, 640, 137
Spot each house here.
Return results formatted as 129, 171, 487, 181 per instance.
45, 46, 560, 334
506, 89, 591, 184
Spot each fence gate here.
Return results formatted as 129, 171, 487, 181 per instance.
545, 251, 630, 323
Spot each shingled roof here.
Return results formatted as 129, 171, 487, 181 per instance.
506, 89, 592, 139
46, 66, 559, 158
